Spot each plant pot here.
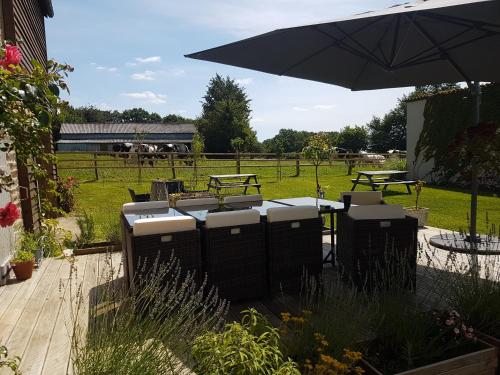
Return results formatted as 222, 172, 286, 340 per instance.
11, 259, 34, 281
403, 207, 429, 227
362, 338, 498, 375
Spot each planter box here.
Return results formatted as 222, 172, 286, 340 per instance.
362, 339, 498, 375
403, 207, 429, 227
73, 241, 121, 256
478, 332, 500, 375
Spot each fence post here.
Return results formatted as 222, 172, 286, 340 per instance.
236, 150, 241, 174
93, 153, 99, 181
169, 153, 176, 179
295, 153, 300, 177
277, 153, 282, 181
137, 150, 142, 183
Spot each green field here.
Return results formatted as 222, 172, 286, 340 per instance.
56, 153, 500, 240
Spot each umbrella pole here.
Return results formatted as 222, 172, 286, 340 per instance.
468, 81, 481, 247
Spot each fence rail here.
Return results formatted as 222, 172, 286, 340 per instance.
55, 151, 405, 183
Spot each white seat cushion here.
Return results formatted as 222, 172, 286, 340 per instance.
133, 216, 196, 236
122, 200, 169, 213
266, 206, 319, 223
347, 204, 405, 220
175, 197, 219, 208
205, 209, 260, 229
223, 194, 263, 204
340, 191, 382, 205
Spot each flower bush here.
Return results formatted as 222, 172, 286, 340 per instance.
0, 42, 72, 217
56, 176, 77, 213
0, 202, 20, 227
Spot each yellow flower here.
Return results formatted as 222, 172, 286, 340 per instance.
280, 312, 291, 322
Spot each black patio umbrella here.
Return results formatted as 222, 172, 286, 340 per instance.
186, 0, 500, 244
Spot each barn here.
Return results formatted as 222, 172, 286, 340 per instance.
56, 123, 196, 151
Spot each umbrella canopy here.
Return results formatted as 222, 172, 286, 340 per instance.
186, 0, 500, 90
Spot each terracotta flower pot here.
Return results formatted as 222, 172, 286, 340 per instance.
403, 207, 429, 227
11, 259, 34, 281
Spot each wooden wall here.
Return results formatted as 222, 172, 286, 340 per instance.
1, 0, 53, 230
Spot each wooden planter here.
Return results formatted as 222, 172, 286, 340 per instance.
478, 332, 500, 375
73, 241, 121, 256
362, 339, 498, 375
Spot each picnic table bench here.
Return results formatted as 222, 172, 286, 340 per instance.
351, 170, 416, 194
208, 174, 261, 194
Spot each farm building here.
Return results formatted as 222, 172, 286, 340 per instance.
56, 123, 196, 151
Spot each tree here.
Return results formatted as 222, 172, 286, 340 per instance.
367, 102, 406, 152
302, 133, 333, 196
337, 126, 369, 152
121, 108, 154, 123
262, 129, 313, 153
198, 75, 256, 152
163, 114, 193, 123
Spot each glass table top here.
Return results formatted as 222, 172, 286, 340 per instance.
123, 207, 185, 227
225, 200, 288, 216
271, 197, 346, 212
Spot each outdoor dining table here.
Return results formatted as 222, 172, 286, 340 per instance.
270, 197, 348, 266
351, 170, 415, 194
176, 200, 289, 223
121, 207, 186, 232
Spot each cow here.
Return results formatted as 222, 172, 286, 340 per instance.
360, 150, 386, 165
137, 143, 157, 167
112, 143, 134, 159
158, 143, 192, 165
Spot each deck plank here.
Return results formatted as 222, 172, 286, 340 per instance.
19, 258, 72, 375
0, 259, 55, 346
41, 255, 89, 375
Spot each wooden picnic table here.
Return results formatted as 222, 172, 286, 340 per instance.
351, 170, 416, 194
208, 173, 261, 194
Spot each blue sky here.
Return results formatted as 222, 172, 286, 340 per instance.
46, 0, 413, 140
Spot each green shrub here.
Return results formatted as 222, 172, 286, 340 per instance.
71, 254, 228, 375
12, 249, 34, 263
39, 219, 65, 257
192, 308, 300, 375
101, 213, 121, 244
383, 156, 407, 171
73, 211, 96, 248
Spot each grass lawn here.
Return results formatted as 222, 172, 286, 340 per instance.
56, 153, 500, 240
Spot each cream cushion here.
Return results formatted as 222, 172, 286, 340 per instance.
347, 204, 405, 220
205, 209, 260, 229
340, 191, 383, 205
122, 200, 169, 213
175, 197, 219, 208
266, 206, 319, 223
223, 194, 263, 204
133, 216, 196, 236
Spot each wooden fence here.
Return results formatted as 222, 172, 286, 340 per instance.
55, 151, 405, 183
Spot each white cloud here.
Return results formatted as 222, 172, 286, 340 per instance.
95, 65, 118, 73
96, 66, 106, 70
90, 62, 97, 66
126, 62, 138, 67
314, 104, 335, 110
121, 91, 167, 104
108, 67, 118, 72
131, 70, 156, 81
235, 78, 253, 85
169, 68, 186, 77
135, 56, 161, 63
292, 106, 308, 112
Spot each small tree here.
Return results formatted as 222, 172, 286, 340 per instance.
302, 133, 333, 197
191, 132, 205, 188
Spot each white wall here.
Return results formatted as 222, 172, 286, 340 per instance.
406, 99, 436, 182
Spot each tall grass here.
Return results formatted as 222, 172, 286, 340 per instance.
70, 253, 228, 375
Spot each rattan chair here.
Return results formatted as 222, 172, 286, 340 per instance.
336, 205, 418, 291
339, 191, 384, 205
126, 216, 201, 291
175, 197, 219, 208
203, 209, 266, 302
128, 188, 150, 202
223, 194, 263, 204
266, 206, 323, 295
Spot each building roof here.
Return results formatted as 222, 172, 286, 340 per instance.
39, 0, 54, 17
56, 139, 194, 144
60, 123, 196, 135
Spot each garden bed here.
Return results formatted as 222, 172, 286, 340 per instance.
73, 241, 121, 255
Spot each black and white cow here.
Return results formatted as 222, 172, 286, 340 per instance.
158, 144, 192, 165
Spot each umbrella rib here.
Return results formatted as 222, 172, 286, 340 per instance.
389, 15, 402, 67
392, 26, 473, 69
278, 18, 387, 76
404, 13, 470, 82
421, 11, 500, 35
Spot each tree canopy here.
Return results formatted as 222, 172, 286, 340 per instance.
198, 74, 258, 152
337, 126, 369, 152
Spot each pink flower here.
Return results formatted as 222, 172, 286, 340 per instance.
453, 328, 460, 335
0, 202, 20, 227
445, 319, 454, 326
0, 44, 21, 69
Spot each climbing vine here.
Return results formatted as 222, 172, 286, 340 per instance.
415, 83, 500, 185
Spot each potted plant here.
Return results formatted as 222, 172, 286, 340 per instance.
18, 230, 43, 268
362, 308, 498, 375
302, 133, 333, 198
11, 250, 35, 281
403, 180, 429, 227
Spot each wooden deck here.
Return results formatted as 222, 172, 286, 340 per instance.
0, 226, 496, 374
